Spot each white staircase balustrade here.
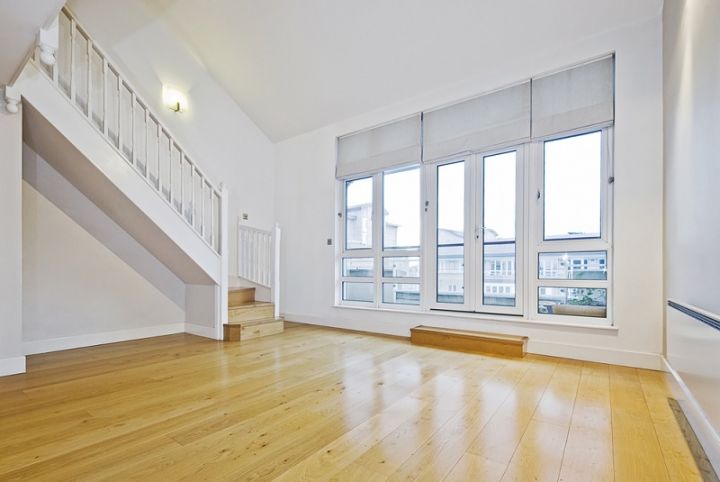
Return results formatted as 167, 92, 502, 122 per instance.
238, 222, 281, 319
34, 7, 223, 255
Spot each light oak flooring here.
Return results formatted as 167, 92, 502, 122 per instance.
0, 323, 704, 481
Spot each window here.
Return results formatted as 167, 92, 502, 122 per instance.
544, 131, 602, 240
534, 130, 611, 324
345, 177, 373, 250
343, 282, 374, 303
483, 151, 517, 307
436, 162, 465, 304
343, 258, 374, 277
384, 168, 420, 249
383, 283, 420, 305
539, 251, 607, 280
337, 57, 614, 325
538, 287, 607, 318
383, 257, 420, 277
340, 167, 422, 306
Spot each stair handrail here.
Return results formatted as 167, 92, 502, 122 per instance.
31, 6, 224, 255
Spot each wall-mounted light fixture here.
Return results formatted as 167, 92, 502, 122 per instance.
162, 85, 187, 113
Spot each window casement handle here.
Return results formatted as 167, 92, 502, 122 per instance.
537, 190, 541, 201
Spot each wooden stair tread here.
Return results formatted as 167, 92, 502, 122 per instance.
228, 301, 273, 310
411, 325, 527, 344
228, 316, 282, 326
410, 325, 527, 357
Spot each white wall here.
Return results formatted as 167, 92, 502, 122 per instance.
0, 109, 25, 375
663, 0, 720, 469
67, 0, 276, 286
276, 15, 665, 368
22, 146, 186, 355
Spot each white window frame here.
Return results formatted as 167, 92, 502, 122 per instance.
335, 125, 613, 328
424, 146, 526, 315
337, 174, 376, 307
529, 126, 614, 325
379, 166, 423, 309
336, 166, 424, 310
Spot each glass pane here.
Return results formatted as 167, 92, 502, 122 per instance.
159, 132, 171, 201
345, 177, 373, 250
544, 131, 602, 240
383, 283, 420, 305
73, 28, 89, 115
90, 47, 104, 131
120, 83, 133, 160
437, 161, 464, 304
147, 117, 159, 189
342, 258, 373, 277
106, 68, 119, 147
182, 157, 193, 223
483, 151, 516, 307
539, 251, 607, 280
343, 282, 373, 303
383, 167, 420, 249
194, 169, 203, 231
382, 257, 420, 278
57, 12, 72, 97
134, 101, 147, 173
538, 287, 607, 318
171, 144, 182, 212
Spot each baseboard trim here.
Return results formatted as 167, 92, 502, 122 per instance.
23, 323, 185, 355
284, 312, 663, 370
528, 340, 664, 370
663, 357, 720, 475
184, 323, 218, 339
0, 356, 27, 376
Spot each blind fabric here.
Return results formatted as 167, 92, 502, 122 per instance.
531, 56, 614, 138
336, 115, 421, 178
422, 82, 531, 163
336, 56, 614, 176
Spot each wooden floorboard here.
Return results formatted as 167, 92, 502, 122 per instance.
0, 324, 703, 481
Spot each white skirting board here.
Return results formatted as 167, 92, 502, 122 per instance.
0, 356, 27, 376
184, 323, 218, 339
664, 357, 720, 475
23, 323, 185, 355
284, 312, 664, 370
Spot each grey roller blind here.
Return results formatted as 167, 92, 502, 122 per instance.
422, 82, 531, 163
531, 55, 614, 138
336, 115, 421, 178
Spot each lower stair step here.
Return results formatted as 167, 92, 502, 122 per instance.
410, 325, 527, 357
228, 302, 274, 323
229, 287, 256, 307
224, 318, 284, 342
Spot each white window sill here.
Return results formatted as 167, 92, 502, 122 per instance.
332, 303, 619, 332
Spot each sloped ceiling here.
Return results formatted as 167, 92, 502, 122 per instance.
85, 0, 663, 141
0, 0, 66, 84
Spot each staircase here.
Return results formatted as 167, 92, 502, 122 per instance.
14, 6, 230, 340
223, 288, 284, 341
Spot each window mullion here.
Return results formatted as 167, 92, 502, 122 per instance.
373, 172, 383, 307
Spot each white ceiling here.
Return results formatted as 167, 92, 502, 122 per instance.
100, 0, 662, 141
0, 0, 66, 84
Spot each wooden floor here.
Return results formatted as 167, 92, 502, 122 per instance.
0, 323, 703, 481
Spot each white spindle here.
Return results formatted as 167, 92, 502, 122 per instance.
69, 19, 76, 103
